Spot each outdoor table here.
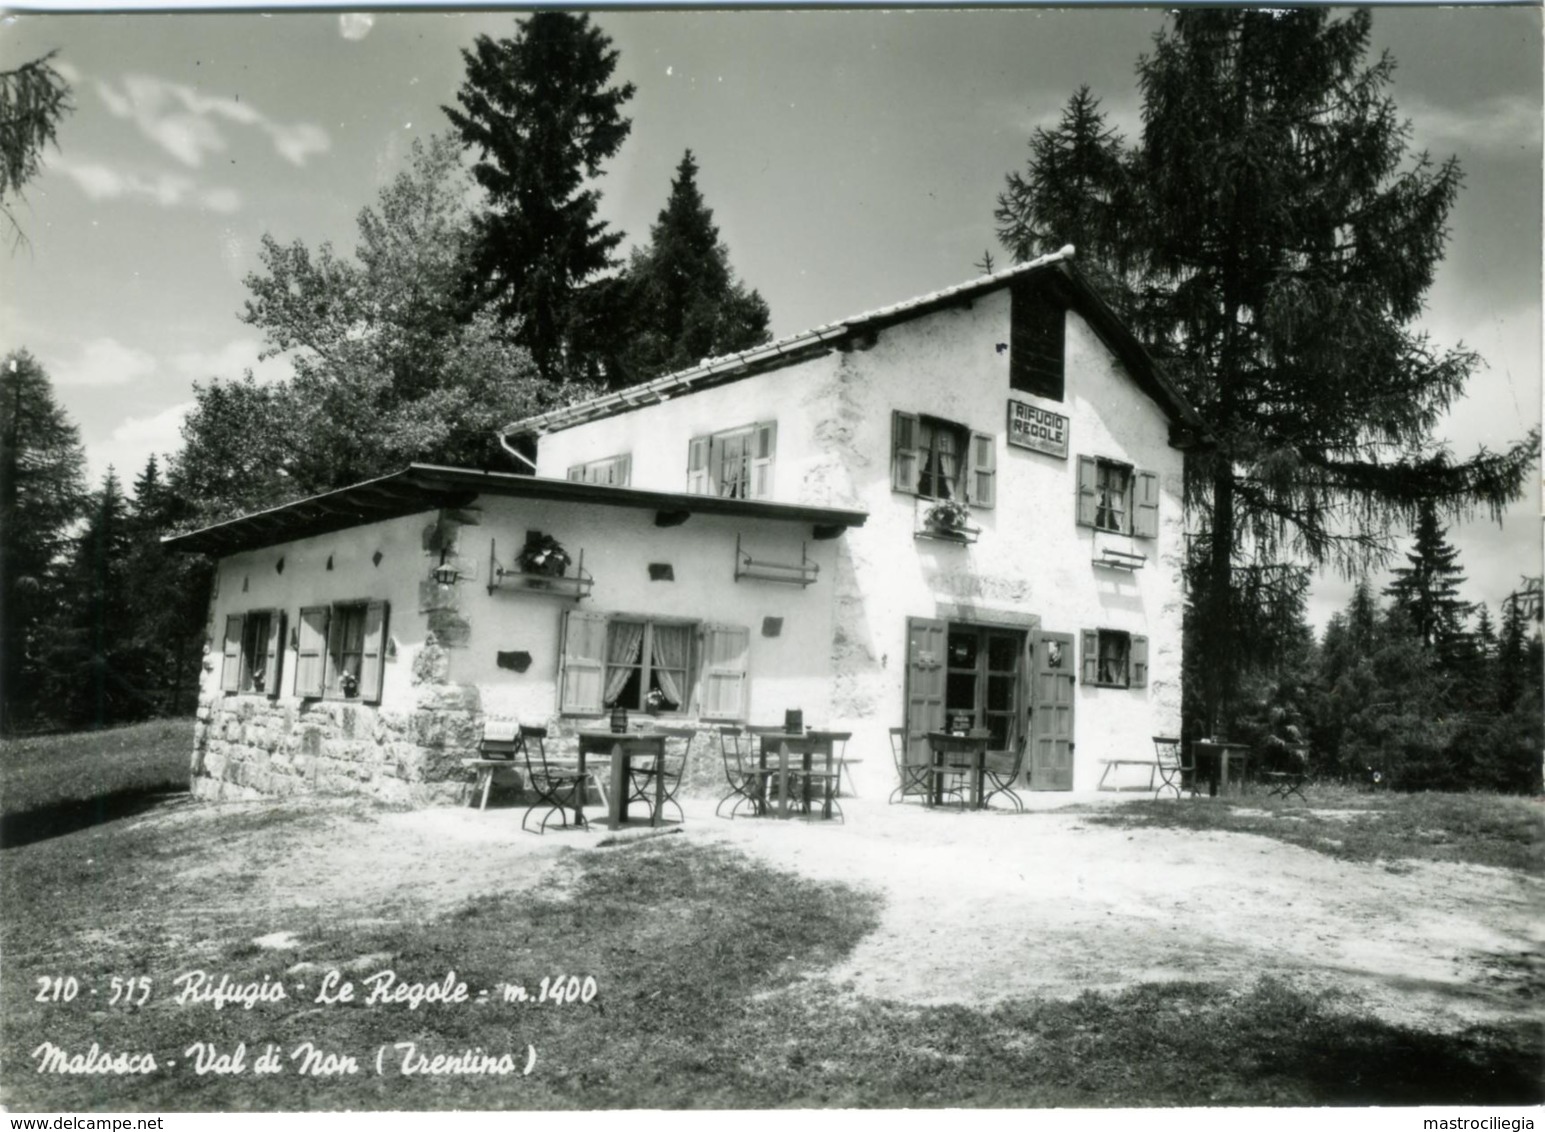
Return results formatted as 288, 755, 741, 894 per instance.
756, 733, 834, 819
926, 731, 992, 809
1190, 740, 1253, 797
460, 758, 518, 810
576, 729, 668, 830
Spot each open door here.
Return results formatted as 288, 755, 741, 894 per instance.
903, 617, 947, 770
1029, 631, 1075, 790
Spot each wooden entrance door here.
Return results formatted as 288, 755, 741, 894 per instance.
1029, 631, 1075, 790
903, 617, 947, 769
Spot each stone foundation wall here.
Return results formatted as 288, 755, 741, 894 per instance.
191, 681, 484, 806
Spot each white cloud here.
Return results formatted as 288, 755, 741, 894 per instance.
1402, 93, 1543, 158
95, 72, 331, 168
86, 401, 194, 487
52, 337, 158, 388
50, 153, 242, 213
339, 13, 375, 41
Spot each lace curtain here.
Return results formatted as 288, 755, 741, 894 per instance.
650, 623, 691, 705
603, 621, 645, 705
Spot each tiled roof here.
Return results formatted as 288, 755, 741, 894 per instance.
503, 246, 1081, 438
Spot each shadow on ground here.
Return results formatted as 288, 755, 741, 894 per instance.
0, 787, 189, 849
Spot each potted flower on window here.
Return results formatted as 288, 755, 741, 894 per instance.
517, 532, 572, 579
924, 499, 972, 535
339, 671, 360, 699
645, 688, 667, 716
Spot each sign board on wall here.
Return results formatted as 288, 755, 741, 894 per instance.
1007, 399, 1069, 459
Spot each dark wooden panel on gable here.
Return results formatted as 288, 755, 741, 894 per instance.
1010, 279, 1066, 402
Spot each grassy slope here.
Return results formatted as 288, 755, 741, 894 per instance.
1, 802, 1538, 1111
0, 719, 192, 818
1080, 787, 1545, 874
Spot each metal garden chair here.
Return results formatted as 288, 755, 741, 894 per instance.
715, 726, 772, 819
626, 725, 695, 825
520, 725, 590, 834
981, 734, 1028, 811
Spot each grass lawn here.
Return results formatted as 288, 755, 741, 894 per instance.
2, 796, 1539, 1110
0, 719, 192, 819
1080, 786, 1545, 874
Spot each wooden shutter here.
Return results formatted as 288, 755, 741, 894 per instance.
1130, 635, 1149, 688
613, 453, 632, 488
903, 617, 948, 768
567, 465, 585, 482
263, 610, 285, 699
359, 601, 389, 704
892, 411, 920, 494
751, 421, 777, 499
295, 606, 330, 698
699, 623, 750, 721
559, 609, 608, 714
1080, 629, 1099, 685
968, 431, 996, 509
220, 614, 244, 692
1076, 455, 1099, 527
1133, 470, 1160, 539
686, 435, 711, 494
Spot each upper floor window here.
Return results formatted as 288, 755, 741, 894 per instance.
567, 453, 631, 487
1076, 455, 1158, 538
892, 411, 996, 508
1010, 281, 1065, 402
686, 422, 777, 500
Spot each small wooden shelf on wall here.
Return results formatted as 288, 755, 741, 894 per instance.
734, 534, 819, 587
1093, 546, 1146, 571
487, 539, 595, 601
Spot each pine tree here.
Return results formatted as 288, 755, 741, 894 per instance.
0, 350, 87, 732
444, 13, 635, 382
1, 50, 73, 245
613, 151, 771, 387
996, 10, 1537, 731
1384, 499, 1473, 660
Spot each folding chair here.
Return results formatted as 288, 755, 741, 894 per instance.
520, 725, 590, 834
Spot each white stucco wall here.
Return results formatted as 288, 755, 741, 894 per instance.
530, 287, 1187, 792
202, 496, 838, 733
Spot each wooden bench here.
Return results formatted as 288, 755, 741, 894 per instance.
1097, 758, 1161, 791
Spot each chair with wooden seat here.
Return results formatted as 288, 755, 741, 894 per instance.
888, 726, 931, 804
520, 725, 590, 834
626, 726, 695, 825
981, 735, 1028, 812
1260, 742, 1311, 803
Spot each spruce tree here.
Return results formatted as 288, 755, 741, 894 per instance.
615, 150, 771, 386
0, 350, 87, 732
1384, 499, 1472, 660
996, 10, 1537, 730
444, 13, 635, 382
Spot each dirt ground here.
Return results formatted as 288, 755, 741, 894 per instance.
141, 790, 1543, 1034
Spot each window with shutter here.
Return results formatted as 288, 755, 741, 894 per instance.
751, 422, 776, 499
1076, 456, 1099, 527
359, 601, 388, 704
891, 410, 920, 493
221, 614, 244, 693
261, 611, 285, 699
1133, 471, 1160, 539
686, 435, 710, 494
568, 453, 632, 486
1078, 455, 1139, 534
1130, 635, 1149, 688
295, 606, 329, 697
1080, 629, 1099, 685
699, 623, 750, 721
559, 609, 609, 715
968, 431, 996, 509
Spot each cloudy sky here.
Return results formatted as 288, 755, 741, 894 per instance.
2, 6, 1540, 630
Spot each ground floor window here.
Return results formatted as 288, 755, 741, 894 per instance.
560, 610, 749, 721
221, 608, 283, 697
1080, 628, 1148, 689
603, 619, 694, 712
295, 601, 389, 702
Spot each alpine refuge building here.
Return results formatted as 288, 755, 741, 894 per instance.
170, 248, 1205, 803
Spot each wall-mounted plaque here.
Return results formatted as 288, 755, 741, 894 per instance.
1007, 398, 1069, 459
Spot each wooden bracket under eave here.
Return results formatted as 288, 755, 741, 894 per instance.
655, 510, 692, 528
